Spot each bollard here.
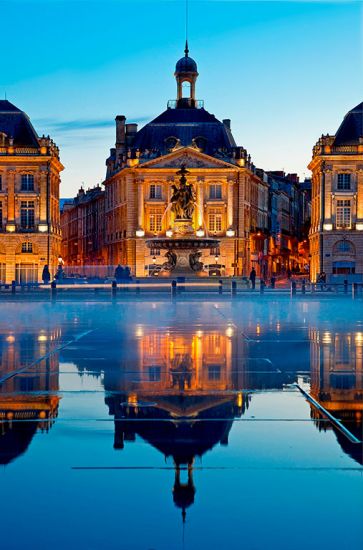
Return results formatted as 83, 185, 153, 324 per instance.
302, 279, 306, 294
344, 279, 348, 294
51, 280, 57, 300
290, 281, 297, 296
171, 280, 177, 298
270, 277, 276, 289
218, 279, 223, 295
111, 280, 117, 298
11, 280, 16, 295
352, 282, 358, 299
136, 280, 140, 295
260, 280, 265, 295
231, 280, 237, 297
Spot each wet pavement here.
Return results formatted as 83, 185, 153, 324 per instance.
0, 298, 362, 549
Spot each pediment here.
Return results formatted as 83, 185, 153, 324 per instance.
139, 147, 235, 169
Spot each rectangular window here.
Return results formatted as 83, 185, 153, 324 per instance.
21, 242, 33, 253
337, 173, 351, 190
336, 199, 351, 229
149, 209, 162, 232
21, 174, 35, 191
208, 209, 223, 232
209, 184, 222, 199
15, 263, 38, 284
208, 365, 221, 381
149, 184, 162, 199
20, 201, 35, 229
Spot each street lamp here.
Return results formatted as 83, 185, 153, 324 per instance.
196, 227, 205, 237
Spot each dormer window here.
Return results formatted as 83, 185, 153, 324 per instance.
337, 173, 351, 190
209, 184, 222, 200
149, 184, 162, 199
21, 174, 34, 191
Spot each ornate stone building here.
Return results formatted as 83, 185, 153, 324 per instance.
104, 45, 268, 277
60, 185, 106, 274
0, 100, 63, 283
309, 102, 363, 282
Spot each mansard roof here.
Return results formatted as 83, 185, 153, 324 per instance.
0, 99, 39, 147
334, 101, 363, 146
132, 106, 236, 156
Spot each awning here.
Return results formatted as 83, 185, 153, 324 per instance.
333, 261, 355, 268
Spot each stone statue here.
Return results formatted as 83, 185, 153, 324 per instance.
189, 250, 204, 272
162, 249, 177, 272
170, 165, 196, 220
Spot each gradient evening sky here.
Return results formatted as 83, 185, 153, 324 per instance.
1, 0, 363, 196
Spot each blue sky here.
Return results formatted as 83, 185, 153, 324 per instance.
1, 0, 362, 196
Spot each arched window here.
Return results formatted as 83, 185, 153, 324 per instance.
333, 240, 355, 255
182, 80, 191, 98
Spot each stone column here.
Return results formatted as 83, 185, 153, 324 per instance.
197, 177, 204, 229
356, 167, 363, 222
6, 169, 16, 223
227, 178, 234, 228
137, 179, 144, 230
324, 168, 333, 222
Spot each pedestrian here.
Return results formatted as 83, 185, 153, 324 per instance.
114, 264, 124, 283
249, 267, 256, 290
124, 266, 132, 280
42, 265, 51, 284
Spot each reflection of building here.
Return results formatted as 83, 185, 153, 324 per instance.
309, 102, 363, 282
0, 330, 60, 464
102, 327, 248, 519
0, 100, 63, 283
309, 328, 363, 464
102, 45, 267, 277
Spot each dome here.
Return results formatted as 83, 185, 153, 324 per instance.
175, 55, 198, 74
175, 41, 198, 74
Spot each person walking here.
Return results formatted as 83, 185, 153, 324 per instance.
42, 265, 51, 284
249, 267, 256, 290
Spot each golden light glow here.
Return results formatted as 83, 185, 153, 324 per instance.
323, 223, 333, 231
226, 228, 235, 237
322, 331, 332, 344
136, 228, 145, 237
166, 228, 173, 238
196, 228, 205, 237
355, 332, 363, 345
38, 224, 49, 233
6, 224, 16, 233
356, 223, 363, 231
6, 335, 15, 343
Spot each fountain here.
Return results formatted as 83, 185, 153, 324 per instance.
146, 166, 220, 276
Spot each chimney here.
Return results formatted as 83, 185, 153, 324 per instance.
126, 123, 138, 146
223, 119, 231, 129
115, 115, 126, 150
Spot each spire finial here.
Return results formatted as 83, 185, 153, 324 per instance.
184, 40, 189, 57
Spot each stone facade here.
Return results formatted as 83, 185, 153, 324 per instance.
0, 100, 63, 283
309, 102, 363, 282
103, 47, 269, 277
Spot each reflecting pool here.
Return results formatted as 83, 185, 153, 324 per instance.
0, 299, 362, 549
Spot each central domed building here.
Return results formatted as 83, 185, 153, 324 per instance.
104, 44, 268, 277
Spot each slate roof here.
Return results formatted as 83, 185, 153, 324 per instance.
0, 100, 39, 147
334, 101, 363, 146
132, 107, 237, 156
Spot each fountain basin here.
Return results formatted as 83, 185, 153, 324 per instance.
146, 237, 220, 276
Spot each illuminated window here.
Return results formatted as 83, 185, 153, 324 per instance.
149, 209, 162, 232
0, 201, 2, 228
209, 184, 222, 199
21, 174, 34, 191
20, 201, 35, 229
208, 209, 223, 232
333, 240, 355, 254
21, 242, 33, 253
336, 200, 351, 229
337, 173, 351, 190
150, 184, 162, 199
